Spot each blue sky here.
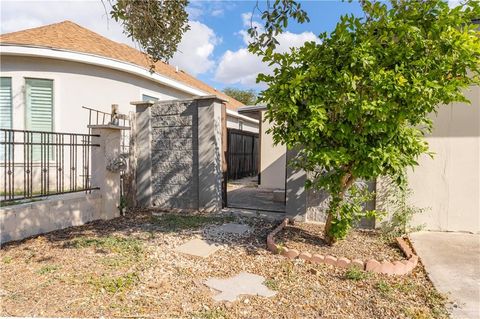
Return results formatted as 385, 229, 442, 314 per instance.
6, 1, 462, 92
185, 1, 365, 91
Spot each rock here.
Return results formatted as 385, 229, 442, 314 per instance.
324, 255, 337, 266
336, 257, 351, 268
298, 252, 312, 261
311, 254, 325, 264
365, 259, 381, 272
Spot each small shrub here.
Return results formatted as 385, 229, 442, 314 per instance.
264, 279, 279, 290
376, 280, 392, 295
152, 213, 234, 231
90, 272, 139, 294
380, 181, 426, 241
2, 256, 13, 264
395, 281, 417, 294
69, 236, 143, 256
192, 308, 228, 319
37, 265, 59, 275
282, 261, 296, 282
99, 256, 131, 268
345, 267, 368, 281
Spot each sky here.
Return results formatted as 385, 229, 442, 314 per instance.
0, 0, 461, 92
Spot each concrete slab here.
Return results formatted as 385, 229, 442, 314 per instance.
209, 223, 252, 237
175, 238, 220, 258
227, 184, 286, 212
410, 231, 480, 319
225, 208, 286, 221
205, 272, 276, 302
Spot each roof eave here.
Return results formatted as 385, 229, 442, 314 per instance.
0, 43, 209, 97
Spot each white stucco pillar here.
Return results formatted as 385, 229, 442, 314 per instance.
89, 125, 127, 219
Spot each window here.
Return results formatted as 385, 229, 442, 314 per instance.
25, 78, 54, 160
0, 77, 12, 129
0, 77, 12, 161
142, 94, 159, 102
26, 78, 54, 131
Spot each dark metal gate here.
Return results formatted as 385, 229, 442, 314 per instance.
227, 128, 259, 180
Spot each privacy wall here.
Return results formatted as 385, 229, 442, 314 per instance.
132, 97, 224, 213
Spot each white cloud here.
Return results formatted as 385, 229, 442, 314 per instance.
0, 0, 134, 46
186, 6, 204, 21
170, 21, 220, 76
211, 9, 224, 17
187, 1, 232, 20
214, 48, 269, 87
215, 13, 319, 88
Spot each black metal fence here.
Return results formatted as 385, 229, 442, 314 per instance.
1, 128, 100, 205
83, 106, 130, 154
227, 128, 259, 180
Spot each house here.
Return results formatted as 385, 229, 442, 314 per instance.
0, 21, 259, 135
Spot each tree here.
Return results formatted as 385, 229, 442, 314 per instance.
109, 0, 189, 66
222, 88, 258, 105
251, 0, 480, 244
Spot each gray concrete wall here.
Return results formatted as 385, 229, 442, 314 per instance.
133, 97, 224, 212
150, 99, 199, 210
285, 149, 375, 228
197, 98, 223, 212
285, 149, 307, 222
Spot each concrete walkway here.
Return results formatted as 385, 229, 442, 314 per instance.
410, 231, 480, 319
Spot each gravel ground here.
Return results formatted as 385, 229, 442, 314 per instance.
0, 210, 448, 318
276, 222, 404, 261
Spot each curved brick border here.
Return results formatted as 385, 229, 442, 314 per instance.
266, 218, 419, 276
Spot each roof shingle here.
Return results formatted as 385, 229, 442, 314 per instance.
0, 20, 244, 110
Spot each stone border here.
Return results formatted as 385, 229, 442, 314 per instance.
266, 218, 419, 276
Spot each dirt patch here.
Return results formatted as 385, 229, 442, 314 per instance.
0, 211, 448, 318
276, 222, 404, 261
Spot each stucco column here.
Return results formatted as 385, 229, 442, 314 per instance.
196, 96, 226, 213
131, 101, 154, 208
285, 148, 307, 222
89, 125, 126, 219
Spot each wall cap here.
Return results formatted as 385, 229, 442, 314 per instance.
88, 124, 130, 130
130, 100, 155, 106
192, 95, 228, 103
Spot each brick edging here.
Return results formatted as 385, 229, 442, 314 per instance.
266, 218, 419, 276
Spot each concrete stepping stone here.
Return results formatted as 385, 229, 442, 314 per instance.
175, 238, 220, 258
208, 223, 252, 237
205, 272, 276, 302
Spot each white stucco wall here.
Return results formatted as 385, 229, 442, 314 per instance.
259, 111, 286, 190
0, 55, 192, 134
377, 86, 480, 233
227, 112, 259, 133
406, 86, 479, 233
1, 54, 259, 135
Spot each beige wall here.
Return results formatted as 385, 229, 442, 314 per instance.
378, 86, 480, 233
226, 115, 259, 133
0, 55, 191, 134
407, 86, 479, 233
259, 111, 286, 190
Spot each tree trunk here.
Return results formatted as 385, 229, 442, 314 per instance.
323, 171, 356, 245
324, 212, 336, 245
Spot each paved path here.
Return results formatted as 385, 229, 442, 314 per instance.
227, 185, 285, 212
410, 231, 480, 319
205, 272, 276, 301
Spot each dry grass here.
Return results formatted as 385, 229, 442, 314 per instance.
0, 211, 447, 318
